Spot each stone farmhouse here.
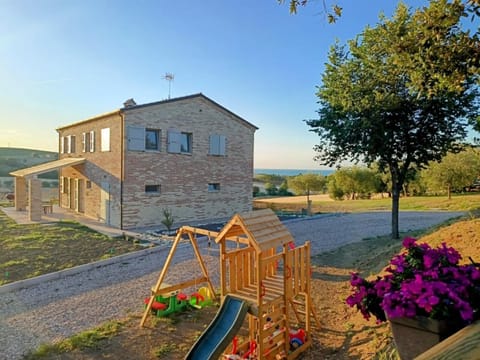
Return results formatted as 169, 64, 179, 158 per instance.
11, 94, 258, 229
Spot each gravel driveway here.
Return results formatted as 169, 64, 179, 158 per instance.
0, 211, 464, 359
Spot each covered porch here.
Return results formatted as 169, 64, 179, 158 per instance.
9, 158, 85, 222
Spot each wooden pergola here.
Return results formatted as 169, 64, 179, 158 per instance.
9, 158, 85, 221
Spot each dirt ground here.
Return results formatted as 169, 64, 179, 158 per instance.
28, 217, 480, 360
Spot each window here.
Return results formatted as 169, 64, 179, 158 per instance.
127, 126, 161, 151
208, 183, 220, 192
86, 180, 92, 189
101, 128, 110, 152
61, 176, 69, 194
127, 126, 145, 151
82, 132, 95, 152
145, 184, 160, 194
82, 133, 87, 152
180, 132, 192, 153
145, 129, 160, 150
89, 131, 95, 152
167, 129, 192, 154
63, 135, 75, 154
209, 134, 226, 156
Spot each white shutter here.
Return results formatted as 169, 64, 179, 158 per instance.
66, 135, 71, 153
82, 133, 87, 152
209, 135, 219, 155
218, 135, 226, 155
101, 128, 110, 151
127, 126, 145, 151
60, 137, 64, 154
209, 134, 226, 155
167, 129, 181, 153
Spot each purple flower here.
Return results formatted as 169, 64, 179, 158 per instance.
403, 274, 428, 295
402, 237, 417, 249
417, 294, 439, 313
390, 254, 407, 273
350, 272, 364, 286
375, 279, 392, 296
470, 267, 480, 280
345, 237, 480, 324
457, 301, 474, 321
441, 243, 461, 265
423, 250, 439, 269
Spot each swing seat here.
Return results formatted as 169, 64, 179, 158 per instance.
189, 292, 205, 308
151, 301, 167, 311
177, 293, 188, 301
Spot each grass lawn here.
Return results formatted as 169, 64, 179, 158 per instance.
3, 194, 480, 286
0, 209, 141, 285
254, 193, 480, 213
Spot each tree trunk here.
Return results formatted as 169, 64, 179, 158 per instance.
391, 172, 401, 240
447, 184, 452, 200
306, 188, 311, 215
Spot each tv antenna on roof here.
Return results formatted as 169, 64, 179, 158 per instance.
163, 73, 174, 99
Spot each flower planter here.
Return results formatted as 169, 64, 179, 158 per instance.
347, 237, 480, 359
389, 316, 464, 360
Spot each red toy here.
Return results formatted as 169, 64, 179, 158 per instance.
289, 328, 306, 349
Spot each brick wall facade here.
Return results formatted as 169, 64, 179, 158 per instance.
122, 96, 256, 228
56, 94, 256, 229
57, 112, 123, 228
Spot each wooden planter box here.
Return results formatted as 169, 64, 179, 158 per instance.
389, 316, 464, 360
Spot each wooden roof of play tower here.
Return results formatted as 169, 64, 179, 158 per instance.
215, 209, 294, 252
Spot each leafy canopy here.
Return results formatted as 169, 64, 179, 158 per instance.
421, 146, 480, 198
306, 0, 479, 237
308, 0, 479, 173
288, 173, 325, 196
278, 0, 342, 22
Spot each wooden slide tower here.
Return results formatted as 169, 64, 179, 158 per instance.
141, 209, 319, 359
215, 209, 319, 359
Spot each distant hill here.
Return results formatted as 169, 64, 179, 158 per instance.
0, 147, 58, 178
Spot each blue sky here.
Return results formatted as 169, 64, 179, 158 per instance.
1, 0, 432, 169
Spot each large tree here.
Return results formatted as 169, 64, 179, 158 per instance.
279, 0, 480, 27
327, 166, 378, 200
421, 146, 480, 199
288, 173, 325, 213
306, 0, 479, 238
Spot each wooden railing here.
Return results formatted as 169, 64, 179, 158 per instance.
224, 246, 256, 293
286, 242, 310, 296
415, 320, 480, 359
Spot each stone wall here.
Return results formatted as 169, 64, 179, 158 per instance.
56, 95, 256, 229
122, 96, 256, 228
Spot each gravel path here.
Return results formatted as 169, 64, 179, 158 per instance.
0, 211, 464, 359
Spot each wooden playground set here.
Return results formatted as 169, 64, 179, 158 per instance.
140, 209, 319, 360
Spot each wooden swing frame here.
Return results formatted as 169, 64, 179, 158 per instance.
140, 226, 217, 327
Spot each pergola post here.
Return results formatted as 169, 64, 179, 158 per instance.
14, 177, 27, 211
28, 178, 42, 221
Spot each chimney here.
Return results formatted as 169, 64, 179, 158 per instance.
123, 98, 137, 108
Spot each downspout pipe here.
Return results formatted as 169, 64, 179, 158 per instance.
120, 110, 125, 230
